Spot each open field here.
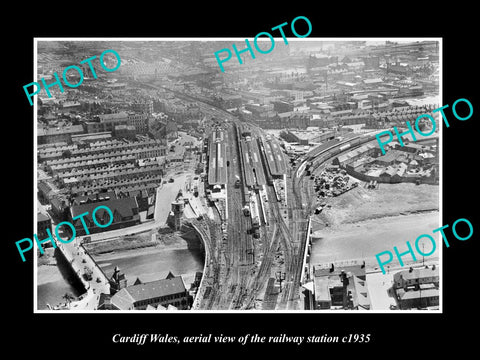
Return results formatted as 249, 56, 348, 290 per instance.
311, 211, 440, 269
310, 181, 440, 270
312, 182, 439, 229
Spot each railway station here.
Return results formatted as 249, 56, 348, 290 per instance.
205, 128, 228, 226
35, 39, 441, 313
207, 129, 228, 191
248, 138, 267, 186
239, 139, 256, 188
261, 137, 287, 177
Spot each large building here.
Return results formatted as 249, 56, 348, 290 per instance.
113, 125, 136, 139
272, 100, 294, 113
38, 181, 55, 204
256, 112, 310, 129
86, 112, 149, 135
69, 197, 140, 236
97, 112, 129, 132
38, 125, 85, 145
127, 113, 149, 134
333, 143, 378, 167
207, 129, 227, 190
109, 272, 190, 310
285, 129, 336, 145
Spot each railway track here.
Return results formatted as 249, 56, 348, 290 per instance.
188, 218, 220, 310
141, 80, 390, 311
203, 121, 257, 310
265, 185, 298, 309
242, 224, 278, 309
142, 82, 310, 310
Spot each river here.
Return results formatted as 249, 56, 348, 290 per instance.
37, 248, 85, 310
309, 211, 441, 270
94, 247, 204, 287
36, 247, 204, 310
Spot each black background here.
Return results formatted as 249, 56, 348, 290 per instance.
5, 4, 477, 355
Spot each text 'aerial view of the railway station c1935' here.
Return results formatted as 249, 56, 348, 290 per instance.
33, 38, 441, 313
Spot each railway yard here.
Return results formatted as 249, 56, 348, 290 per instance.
136, 82, 438, 311
33, 40, 443, 314
181, 98, 388, 310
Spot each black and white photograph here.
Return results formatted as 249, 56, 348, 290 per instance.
5, 7, 478, 354
32, 38, 442, 312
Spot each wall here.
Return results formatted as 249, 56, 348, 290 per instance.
343, 165, 438, 185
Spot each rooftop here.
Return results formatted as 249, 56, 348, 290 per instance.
37, 125, 84, 136
397, 288, 439, 301
37, 212, 50, 222
394, 266, 439, 282
125, 276, 186, 302
97, 112, 129, 122
111, 275, 187, 310
70, 197, 139, 221
314, 260, 366, 280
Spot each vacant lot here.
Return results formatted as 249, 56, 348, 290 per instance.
313, 182, 439, 229
310, 211, 440, 269
310, 182, 440, 270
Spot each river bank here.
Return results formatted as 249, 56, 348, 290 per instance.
310, 211, 440, 270
309, 181, 440, 271
83, 228, 199, 257
312, 182, 439, 230
37, 247, 86, 309
93, 244, 204, 287
86, 227, 204, 286
91, 243, 194, 263
36, 225, 204, 308
37, 248, 61, 286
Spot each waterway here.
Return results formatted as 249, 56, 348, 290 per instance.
310, 211, 441, 271
94, 247, 204, 287
37, 247, 204, 310
37, 248, 85, 310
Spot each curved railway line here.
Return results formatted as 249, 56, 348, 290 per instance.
141, 80, 385, 310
